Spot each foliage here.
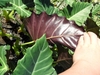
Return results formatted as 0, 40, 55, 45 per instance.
9, 0, 32, 17
68, 2, 93, 25
0, 0, 100, 75
25, 12, 84, 50
0, 45, 10, 75
0, 0, 9, 7
13, 35, 57, 75
34, 0, 59, 15
34, 0, 93, 25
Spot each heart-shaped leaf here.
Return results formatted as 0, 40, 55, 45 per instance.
24, 12, 84, 50
68, 2, 93, 25
58, 2, 93, 26
13, 35, 57, 75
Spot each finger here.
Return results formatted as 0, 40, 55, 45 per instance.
83, 32, 90, 45
88, 32, 97, 44
77, 35, 84, 46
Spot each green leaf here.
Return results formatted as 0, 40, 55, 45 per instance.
65, 0, 75, 6
68, 2, 93, 26
9, 0, 32, 17
68, 49, 74, 55
34, 0, 58, 15
57, 6, 71, 18
0, 0, 9, 7
0, 45, 10, 75
92, 4, 100, 27
92, 4, 100, 15
13, 35, 57, 75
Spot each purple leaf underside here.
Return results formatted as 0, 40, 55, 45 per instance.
24, 12, 84, 50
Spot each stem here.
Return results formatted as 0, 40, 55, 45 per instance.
56, 58, 72, 63
0, 31, 19, 39
21, 35, 63, 46
9, 10, 15, 20
21, 41, 35, 46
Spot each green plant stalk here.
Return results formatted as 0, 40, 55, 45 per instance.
21, 40, 35, 46
9, 10, 15, 20
12, 38, 20, 56
0, 31, 21, 56
2, 10, 15, 21
2, 10, 9, 20
0, 31, 19, 39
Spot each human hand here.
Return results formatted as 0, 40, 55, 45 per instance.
73, 32, 100, 74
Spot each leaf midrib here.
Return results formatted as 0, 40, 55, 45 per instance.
10, 2, 30, 16
68, 4, 92, 20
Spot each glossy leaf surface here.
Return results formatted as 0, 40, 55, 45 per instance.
13, 35, 57, 75
25, 12, 84, 50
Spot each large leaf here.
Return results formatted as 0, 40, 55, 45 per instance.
68, 2, 93, 25
34, 1, 93, 26
8, 0, 32, 17
24, 12, 84, 50
0, 45, 10, 75
13, 35, 57, 75
58, 2, 93, 26
34, 0, 59, 15
0, 0, 9, 7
